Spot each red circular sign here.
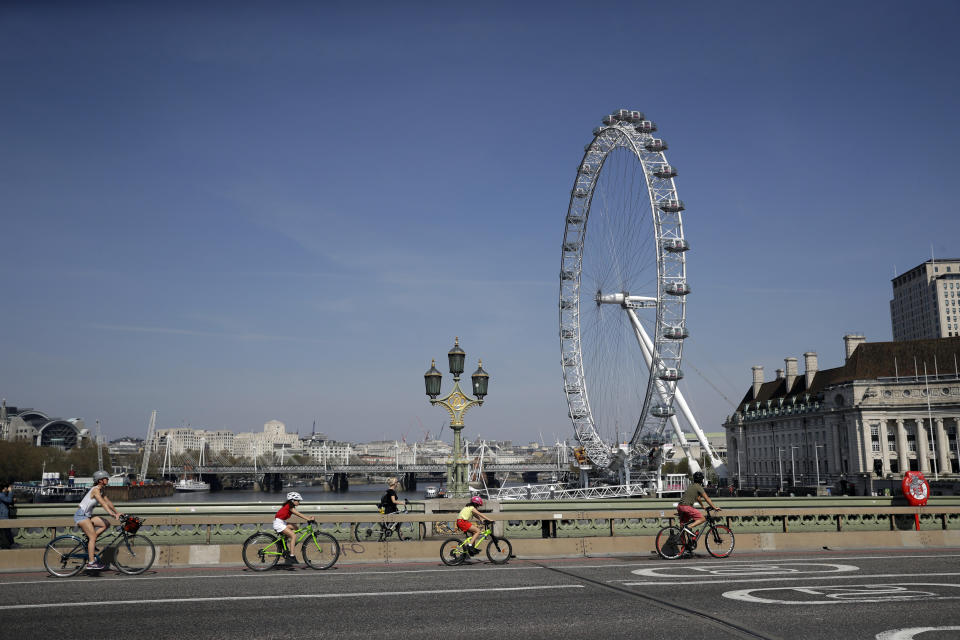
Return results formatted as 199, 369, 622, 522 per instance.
901, 471, 929, 506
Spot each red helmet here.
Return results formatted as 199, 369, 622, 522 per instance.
470, 495, 483, 507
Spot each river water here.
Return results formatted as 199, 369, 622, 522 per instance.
137, 483, 431, 505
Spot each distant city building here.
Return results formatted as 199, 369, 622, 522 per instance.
724, 335, 960, 495
891, 259, 960, 340
0, 400, 86, 450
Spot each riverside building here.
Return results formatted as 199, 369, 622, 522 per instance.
891, 258, 960, 340
723, 335, 960, 496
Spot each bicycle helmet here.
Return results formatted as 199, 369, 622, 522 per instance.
93, 470, 110, 483
470, 495, 483, 507
692, 471, 705, 485
286, 491, 303, 502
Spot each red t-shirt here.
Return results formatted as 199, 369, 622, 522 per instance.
275, 503, 292, 520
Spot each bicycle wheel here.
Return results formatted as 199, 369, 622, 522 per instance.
486, 536, 513, 564
114, 534, 156, 575
440, 538, 467, 566
705, 525, 735, 558
242, 532, 282, 571
43, 535, 87, 577
655, 526, 685, 560
353, 522, 384, 543
302, 531, 341, 570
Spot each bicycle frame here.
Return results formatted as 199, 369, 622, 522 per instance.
262, 523, 319, 558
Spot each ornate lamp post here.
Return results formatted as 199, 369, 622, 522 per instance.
424, 337, 489, 498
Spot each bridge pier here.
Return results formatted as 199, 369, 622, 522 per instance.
521, 471, 539, 484
401, 472, 417, 491
330, 473, 349, 492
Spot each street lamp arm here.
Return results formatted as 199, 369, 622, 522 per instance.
429, 378, 483, 428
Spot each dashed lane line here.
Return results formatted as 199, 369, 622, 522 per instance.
1, 584, 584, 610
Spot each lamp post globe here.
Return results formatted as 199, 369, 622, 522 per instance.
447, 337, 465, 377
471, 361, 489, 399
424, 359, 442, 398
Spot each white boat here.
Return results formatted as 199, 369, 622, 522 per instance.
424, 486, 439, 499
174, 478, 210, 492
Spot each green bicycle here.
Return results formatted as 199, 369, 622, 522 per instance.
242, 521, 340, 571
440, 523, 513, 566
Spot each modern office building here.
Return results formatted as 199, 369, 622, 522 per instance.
723, 335, 960, 495
891, 259, 960, 340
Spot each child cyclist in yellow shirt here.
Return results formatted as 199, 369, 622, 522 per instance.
456, 495, 492, 555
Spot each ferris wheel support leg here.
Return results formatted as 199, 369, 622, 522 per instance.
626, 310, 699, 471
626, 310, 722, 477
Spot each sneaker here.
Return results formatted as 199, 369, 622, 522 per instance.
467, 546, 481, 556
85, 562, 105, 570
283, 555, 297, 565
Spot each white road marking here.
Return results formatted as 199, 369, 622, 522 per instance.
876, 627, 960, 639
2, 584, 585, 610
630, 562, 858, 577
0, 564, 545, 586
621, 572, 960, 586
723, 583, 960, 605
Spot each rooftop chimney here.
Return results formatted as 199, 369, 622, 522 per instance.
804, 352, 818, 388
784, 357, 798, 391
843, 334, 866, 361
752, 366, 764, 398
775, 368, 785, 380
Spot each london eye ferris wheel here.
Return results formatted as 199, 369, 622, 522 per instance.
560, 109, 690, 470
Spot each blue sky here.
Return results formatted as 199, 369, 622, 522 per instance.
2, 1, 959, 444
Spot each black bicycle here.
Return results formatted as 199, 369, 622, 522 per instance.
655, 507, 734, 560
43, 515, 155, 577
353, 505, 425, 542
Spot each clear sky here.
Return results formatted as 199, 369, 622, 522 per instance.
3, 1, 959, 445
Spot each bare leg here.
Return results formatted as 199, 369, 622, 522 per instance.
77, 519, 97, 563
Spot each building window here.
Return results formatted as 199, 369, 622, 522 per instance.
872, 442, 881, 452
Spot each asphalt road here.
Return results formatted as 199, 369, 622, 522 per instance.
3, 548, 960, 640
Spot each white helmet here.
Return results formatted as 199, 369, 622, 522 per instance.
286, 492, 303, 502
93, 470, 110, 482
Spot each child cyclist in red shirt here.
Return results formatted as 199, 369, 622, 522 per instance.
274, 492, 315, 564
456, 495, 493, 555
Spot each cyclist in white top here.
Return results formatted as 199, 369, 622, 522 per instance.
74, 470, 123, 570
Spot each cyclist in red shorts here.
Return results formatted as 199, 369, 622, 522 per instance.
456, 495, 492, 555
677, 471, 721, 534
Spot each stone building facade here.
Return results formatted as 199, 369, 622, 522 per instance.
723, 335, 960, 494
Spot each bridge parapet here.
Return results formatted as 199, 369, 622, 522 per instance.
3, 500, 958, 549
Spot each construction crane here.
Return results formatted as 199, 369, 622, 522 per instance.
139, 410, 157, 481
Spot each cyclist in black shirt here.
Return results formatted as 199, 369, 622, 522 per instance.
380, 477, 407, 514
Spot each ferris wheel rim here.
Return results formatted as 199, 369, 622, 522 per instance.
559, 110, 688, 468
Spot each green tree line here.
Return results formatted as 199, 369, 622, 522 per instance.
0, 440, 112, 485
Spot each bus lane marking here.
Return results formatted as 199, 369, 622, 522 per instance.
723, 583, 960, 605
621, 571, 960, 586
876, 627, 960, 639
629, 562, 858, 578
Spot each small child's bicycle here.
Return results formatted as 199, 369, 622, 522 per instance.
43, 515, 155, 577
440, 522, 513, 566
242, 521, 340, 571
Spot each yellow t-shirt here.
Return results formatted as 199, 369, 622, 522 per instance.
458, 505, 475, 521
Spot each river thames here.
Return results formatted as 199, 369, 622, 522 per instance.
137, 482, 431, 505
